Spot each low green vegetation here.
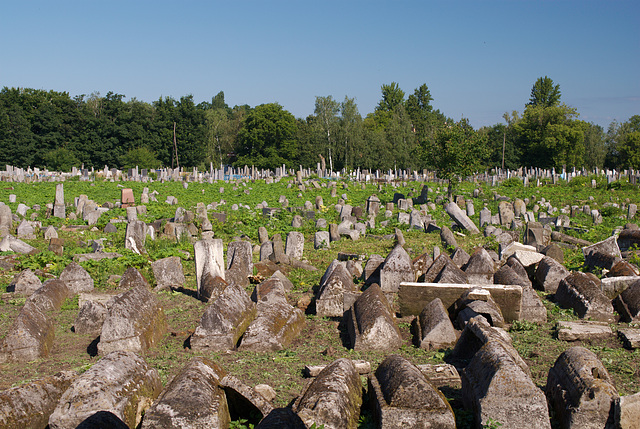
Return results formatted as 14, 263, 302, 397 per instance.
0, 176, 638, 428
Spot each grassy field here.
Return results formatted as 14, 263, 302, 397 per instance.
0, 175, 638, 428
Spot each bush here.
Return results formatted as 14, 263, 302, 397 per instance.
500, 177, 523, 188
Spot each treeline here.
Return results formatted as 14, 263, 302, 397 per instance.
0, 79, 638, 172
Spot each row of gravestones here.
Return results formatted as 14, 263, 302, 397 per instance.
1, 226, 640, 427
2, 320, 638, 428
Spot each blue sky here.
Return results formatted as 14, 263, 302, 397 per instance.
2, 0, 638, 129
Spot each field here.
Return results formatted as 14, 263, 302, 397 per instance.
0, 174, 638, 428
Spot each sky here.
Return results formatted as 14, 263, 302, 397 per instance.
1, 0, 638, 130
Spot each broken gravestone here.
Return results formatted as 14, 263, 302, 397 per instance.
151, 256, 185, 291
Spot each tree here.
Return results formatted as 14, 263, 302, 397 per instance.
338, 96, 364, 169
605, 115, 640, 168
528, 76, 561, 108
204, 108, 233, 167
580, 122, 606, 169
119, 147, 162, 170
314, 96, 340, 171
234, 103, 297, 170
419, 119, 489, 198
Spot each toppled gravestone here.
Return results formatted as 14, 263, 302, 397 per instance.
151, 256, 185, 290
445, 201, 480, 234
48, 351, 162, 429
59, 261, 94, 293
614, 278, 640, 322
369, 354, 456, 428
535, 255, 570, 293
379, 244, 414, 293
226, 240, 253, 288
555, 272, 615, 322
556, 320, 613, 342
347, 283, 402, 351
546, 347, 618, 429
8, 268, 41, 295
0, 234, 37, 254
195, 238, 226, 301
238, 277, 305, 352
98, 285, 168, 355
293, 358, 362, 429
141, 357, 230, 428
463, 339, 551, 429
316, 261, 358, 318
415, 298, 458, 350
494, 262, 547, 323
0, 370, 76, 429
582, 236, 622, 271
0, 279, 71, 362
190, 281, 256, 352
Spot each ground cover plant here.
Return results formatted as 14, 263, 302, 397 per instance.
0, 175, 638, 428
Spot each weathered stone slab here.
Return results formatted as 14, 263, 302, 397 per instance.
0, 302, 51, 363
416, 298, 458, 350
463, 247, 495, 284
74, 300, 108, 336
191, 281, 256, 352
73, 252, 122, 263
0, 370, 76, 429
220, 374, 274, 423
98, 285, 167, 355
60, 261, 94, 294
124, 220, 146, 254
445, 202, 480, 233
285, 231, 304, 260
239, 278, 305, 352
546, 347, 618, 429
463, 339, 551, 429
557, 320, 613, 341
119, 266, 151, 290
304, 360, 371, 377
582, 236, 622, 271
614, 278, 640, 322
415, 363, 461, 388
618, 229, 640, 252
535, 255, 570, 293
151, 256, 185, 290
256, 408, 306, 429
226, 240, 253, 288
455, 287, 505, 328
363, 254, 384, 285
48, 351, 162, 429
8, 268, 41, 296
379, 245, 414, 293
0, 234, 37, 254
616, 391, 640, 429
618, 328, 640, 349
556, 272, 615, 322
28, 278, 72, 312
498, 200, 515, 227
450, 247, 470, 268
347, 284, 402, 351
194, 238, 226, 300
316, 262, 356, 318
398, 282, 523, 322
141, 357, 230, 429
293, 358, 362, 429
370, 354, 455, 428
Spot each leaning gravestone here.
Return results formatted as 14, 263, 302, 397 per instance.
379, 244, 414, 293
125, 220, 147, 254
59, 261, 94, 294
238, 277, 305, 352
53, 183, 65, 219
190, 281, 256, 352
97, 285, 167, 355
8, 268, 42, 296
48, 351, 162, 429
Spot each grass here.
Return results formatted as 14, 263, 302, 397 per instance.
0, 176, 638, 427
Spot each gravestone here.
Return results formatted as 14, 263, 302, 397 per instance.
48, 351, 162, 429
416, 298, 458, 350
151, 256, 185, 290
347, 284, 402, 351
194, 239, 226, 300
